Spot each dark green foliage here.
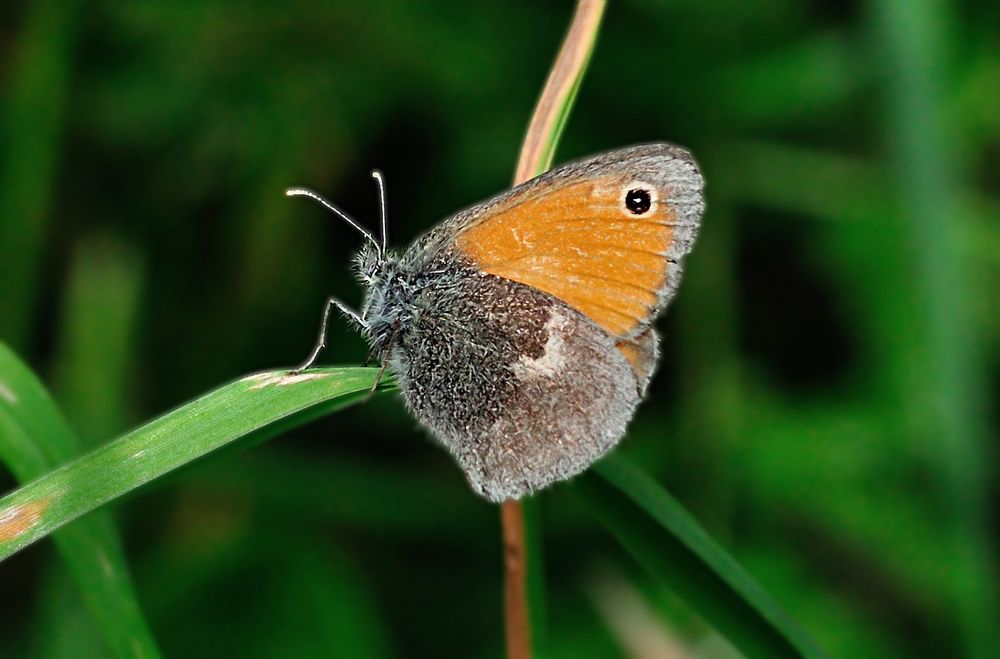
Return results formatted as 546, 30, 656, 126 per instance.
1, 1, 997, 657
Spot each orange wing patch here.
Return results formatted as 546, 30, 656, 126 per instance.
616, 328, 659, 393
456, 178, 674, 338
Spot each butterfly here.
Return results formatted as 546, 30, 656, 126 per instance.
287, 143, 704, 502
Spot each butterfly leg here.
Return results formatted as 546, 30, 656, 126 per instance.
293, 295, 364, 373
368, 320, 402, 394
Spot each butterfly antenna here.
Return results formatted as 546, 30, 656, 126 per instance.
371, 170, 388, 253
284, 187, 381, 253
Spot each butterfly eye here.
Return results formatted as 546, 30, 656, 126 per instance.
624, 188, 652, 215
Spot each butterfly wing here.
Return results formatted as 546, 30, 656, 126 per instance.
411, 143, 703, 383
390, 144, 703, 500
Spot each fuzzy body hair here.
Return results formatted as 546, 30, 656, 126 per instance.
350, 143, 702, 501
362, 248, 642, 501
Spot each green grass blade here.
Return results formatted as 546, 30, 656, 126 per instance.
0, 343, 161, 659
870, 2, 997, 655
33, 566, 114, 659
0, 363, 379, 563
515, 0, 606, 183
51, 235, 145, 444
519, 497, 547, 655
574, 455, 826, 659
0, 0, 80, 349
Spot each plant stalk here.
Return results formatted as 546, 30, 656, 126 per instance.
501, 501, 531, 659
501, 2, 607, 658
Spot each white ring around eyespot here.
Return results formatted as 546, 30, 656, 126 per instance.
620, 181, 658, 217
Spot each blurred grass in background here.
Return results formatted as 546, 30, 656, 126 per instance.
0, 0, 997, 657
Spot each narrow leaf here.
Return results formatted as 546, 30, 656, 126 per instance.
0, 364, 379, 562
0, 343, 161, 658
574, 455, 827, 659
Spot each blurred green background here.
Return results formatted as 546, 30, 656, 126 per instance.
1, 0, 997, 657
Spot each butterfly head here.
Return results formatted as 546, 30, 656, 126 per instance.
285, 172, 405, 354
352, 241, 387, 285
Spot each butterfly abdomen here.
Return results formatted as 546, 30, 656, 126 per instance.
387, 250, 641, 501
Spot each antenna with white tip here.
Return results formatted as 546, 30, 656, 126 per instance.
284, 187, 382, 255
370, 170, 388, 254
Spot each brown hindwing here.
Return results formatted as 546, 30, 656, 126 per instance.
388, 254, 640, 502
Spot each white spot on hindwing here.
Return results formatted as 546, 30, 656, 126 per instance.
512, 309, 569, 379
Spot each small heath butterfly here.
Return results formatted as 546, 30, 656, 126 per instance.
287, 143, 704, 502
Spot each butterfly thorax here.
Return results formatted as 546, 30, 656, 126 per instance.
356, 236, 466, 363
353, 247, 403, 360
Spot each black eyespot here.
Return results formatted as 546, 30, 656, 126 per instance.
625, 188, 652, 215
